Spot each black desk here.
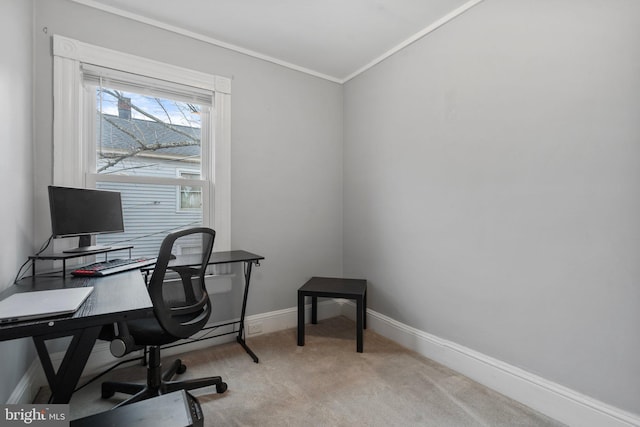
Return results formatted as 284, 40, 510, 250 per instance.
0, 270, 154, 403
144, 250, 264, 363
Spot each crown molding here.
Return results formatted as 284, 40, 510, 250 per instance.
67, 0, 485, 85
342, 0, 485, 83
67, 0, 342, 84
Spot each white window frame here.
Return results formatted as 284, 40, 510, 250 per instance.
52, 35, 231, 251
176, 169, 202, 212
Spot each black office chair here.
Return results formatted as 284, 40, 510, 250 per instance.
101, 227, 227, 406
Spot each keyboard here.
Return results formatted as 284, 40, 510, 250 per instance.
71, 257, 157, 277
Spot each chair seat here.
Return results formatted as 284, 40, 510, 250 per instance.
126, 318, 175, 347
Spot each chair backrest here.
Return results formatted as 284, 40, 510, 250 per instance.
147, 227, 216, 339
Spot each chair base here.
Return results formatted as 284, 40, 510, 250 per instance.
102, 346, 227, 407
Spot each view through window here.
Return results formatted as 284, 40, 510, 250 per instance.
91, 86, 208, 258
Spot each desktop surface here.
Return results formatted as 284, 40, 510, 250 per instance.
0, 270, 153, 342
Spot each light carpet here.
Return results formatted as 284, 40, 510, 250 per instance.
38, 316, 564, 426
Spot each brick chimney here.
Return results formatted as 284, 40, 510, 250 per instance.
118, 97, 131, 119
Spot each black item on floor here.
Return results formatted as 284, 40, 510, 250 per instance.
70, 390, 203, 427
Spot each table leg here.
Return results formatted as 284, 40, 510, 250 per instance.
356, 296, 363, 353
311, 296, 318, 324
364, 289, 367, 330
297, 292, 305, 346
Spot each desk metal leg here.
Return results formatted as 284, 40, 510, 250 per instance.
237, 261, 259, 363
33, 326, 101, 403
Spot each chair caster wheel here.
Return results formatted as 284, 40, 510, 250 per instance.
216, 382, 228, 394
177, 363, 187, 375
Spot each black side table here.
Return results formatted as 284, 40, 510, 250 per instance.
297, 277, 367, 352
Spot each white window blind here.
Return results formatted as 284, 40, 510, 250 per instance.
81, 64, 213, 107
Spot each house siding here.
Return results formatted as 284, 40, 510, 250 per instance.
96, 159, 202, 258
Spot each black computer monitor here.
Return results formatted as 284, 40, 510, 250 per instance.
48, 185, 125, 253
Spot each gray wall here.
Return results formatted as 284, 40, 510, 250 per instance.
0, 0, 35, 403
33, 0, 344, 325
7, 0, 638, 417
344, 0, 640, 414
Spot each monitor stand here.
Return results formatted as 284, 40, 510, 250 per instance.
62, 234, 112, 254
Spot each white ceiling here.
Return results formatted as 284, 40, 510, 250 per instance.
71, 0, 482, 83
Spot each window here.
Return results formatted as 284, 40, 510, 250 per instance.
82, 69, 209, 257
52, 35, 231, 256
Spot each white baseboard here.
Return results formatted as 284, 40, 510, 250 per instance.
337, 300, 640, 427
244, 298, 342, 336
6, 361, 44, 404
11, 299, 640, 427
